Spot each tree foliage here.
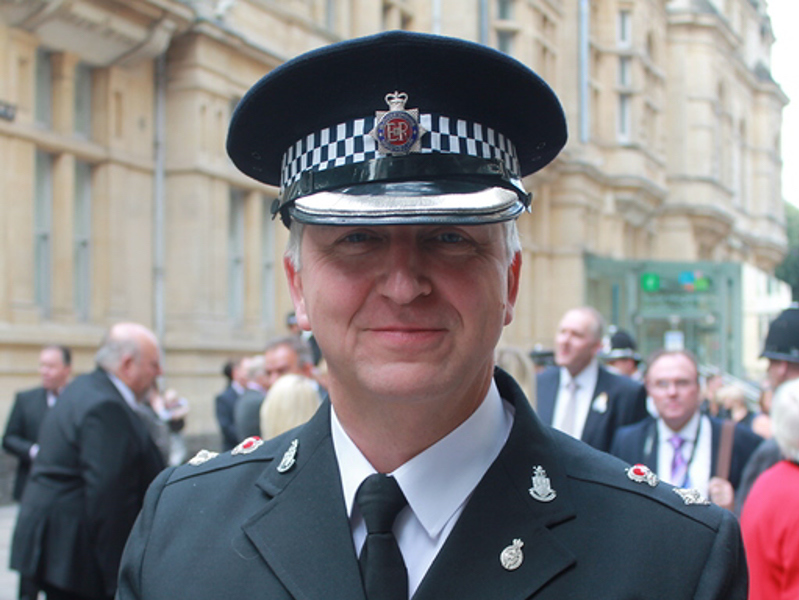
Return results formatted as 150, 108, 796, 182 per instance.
776, 201, 799, 301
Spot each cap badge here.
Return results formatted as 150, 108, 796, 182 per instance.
276, 438, 299, 473
370, 91, 427, 155
528, 465, 557, 502
188, 449, 219, 466
500, 539, 525, 571
626, 464, 659, 487
673, 487, 711, 506
232, 436, 264, 456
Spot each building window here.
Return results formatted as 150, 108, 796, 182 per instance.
497, 0, 513, 20
74, 63, 92, 138
617, 94, 632, 143
74, 161, 92, 321
618, 56, 631, 87
262, 197, 277, 327
497, 30, 515, 55
617, 10, 632, 48
228, 189, 246, 323
34, 150, 54, 316
34, 48, 53, 128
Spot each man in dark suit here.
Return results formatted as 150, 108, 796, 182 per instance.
3, 344, 72, 600
118, 32, 746, 599
215, 357, 247, 450
611, 349, 763, 510
11, 323, 166, 600
537, 307, 649, 452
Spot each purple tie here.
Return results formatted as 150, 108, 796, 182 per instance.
669, 434, 688, 486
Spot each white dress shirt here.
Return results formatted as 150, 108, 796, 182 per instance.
332, 380, 514, 598
552, 359, 599, 439
656, 412, 712, 497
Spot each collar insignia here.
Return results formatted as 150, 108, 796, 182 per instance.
370, 91, 427, 155
500, 539, 524, 571
528, 465, 557, 502
276, 439, 299, 473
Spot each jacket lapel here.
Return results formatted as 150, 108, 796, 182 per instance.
580, 367, 609, 447
242, 403, 365, 600
536, 369, 559, 426
413, 370, 576, 600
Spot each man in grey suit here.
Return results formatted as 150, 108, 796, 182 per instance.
11, 323, 165, 600
3, 344, 72, 600
118, 31, 746, 599
536, 307, 649, 452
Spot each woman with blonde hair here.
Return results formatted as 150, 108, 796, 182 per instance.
260, 373, 321, 439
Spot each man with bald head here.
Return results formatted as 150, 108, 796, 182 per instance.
537, 307, 648, 452
11, 322, 166, 600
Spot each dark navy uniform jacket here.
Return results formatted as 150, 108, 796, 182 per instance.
118, 369, 746, 599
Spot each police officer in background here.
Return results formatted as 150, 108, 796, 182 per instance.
736, 304, 799, 514
118, 31, 746, 599
602, 327, 643, 381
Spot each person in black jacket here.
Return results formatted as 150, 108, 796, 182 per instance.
10, 323, 166, 600
3, 344, 71, 600
118, 32, 747, 600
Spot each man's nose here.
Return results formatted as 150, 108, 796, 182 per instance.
378, 243, 432, 305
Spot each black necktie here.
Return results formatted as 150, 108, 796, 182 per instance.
356, 473, 408, 600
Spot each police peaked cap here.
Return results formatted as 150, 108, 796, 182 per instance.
761, 305, 799, 364
604, 329, 641, 362
227, 30, 567, 227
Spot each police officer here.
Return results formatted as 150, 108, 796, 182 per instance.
736, 304, 799, 514
118, 31, 746, 599
603, 327, 643, 380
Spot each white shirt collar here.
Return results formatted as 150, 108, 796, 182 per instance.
332, 378, 513, 539
657, 410, 701, 443
106, 371, 138, 411
560, 358, 599, 393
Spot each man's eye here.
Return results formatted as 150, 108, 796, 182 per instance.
437, 232, 465, 244
341, 232, 373, 244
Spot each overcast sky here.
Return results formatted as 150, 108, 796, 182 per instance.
768, 0, 798, 207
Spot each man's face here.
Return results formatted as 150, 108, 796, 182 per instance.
39, 348, 70, 393
125, 337, 163, 398
285, 223, 520, 407
263, 345, 303, 390
766, 359, 788, 390
554, 309, 602, 376
646, 353, 701, 432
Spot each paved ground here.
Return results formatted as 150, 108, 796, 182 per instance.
0, 504, 18, 599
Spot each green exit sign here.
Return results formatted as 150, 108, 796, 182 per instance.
641, 272, 660, 292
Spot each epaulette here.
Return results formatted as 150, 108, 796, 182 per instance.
166, 436, 278, 484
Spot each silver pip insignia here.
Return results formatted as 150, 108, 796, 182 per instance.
674, 487, 711, 506
188, 449, 219, 466
232, 436, 263, 456
626, 464, 659, 487
276, 439, 299, 473
500, 539, 524, 571
528, 465, 557, 502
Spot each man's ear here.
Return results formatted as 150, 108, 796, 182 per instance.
504, 251, 522, 326
284, 256, 311, 331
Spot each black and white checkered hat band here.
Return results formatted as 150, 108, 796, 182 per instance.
280, 114, 521, 191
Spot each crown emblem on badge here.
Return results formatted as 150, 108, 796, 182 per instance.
370, 91, 427, 155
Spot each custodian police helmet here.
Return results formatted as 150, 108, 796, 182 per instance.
604, 328, 642, 363
226, 30, 567, 227
761, 305, 799, 364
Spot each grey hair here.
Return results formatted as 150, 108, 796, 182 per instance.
95, 331, 140, 372
265, 334, 313, 367
285, 218, 522, 270
771, 378, 799, 463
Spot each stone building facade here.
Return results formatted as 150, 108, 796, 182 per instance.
0, 0, 787, 440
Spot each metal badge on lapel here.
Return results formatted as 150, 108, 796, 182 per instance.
370, 91, 427, 155
626, 464, 659, 487
528, 465, 557, 502
591, 392, 608, 414
674, 487, 710, 506
276, 439, 299, 473
188, 449, 219, 466
232, 436, 263, 456
500, 539, 524, 571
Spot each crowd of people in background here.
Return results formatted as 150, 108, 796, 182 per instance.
1, 303, 796, 598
